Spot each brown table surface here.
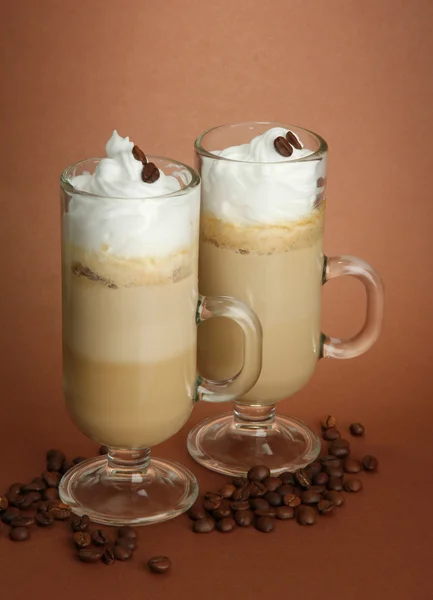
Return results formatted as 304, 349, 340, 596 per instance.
1, 0, 433, 598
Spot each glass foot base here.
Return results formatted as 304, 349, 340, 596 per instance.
59, 456, 198, 526
187, 411, 320, 477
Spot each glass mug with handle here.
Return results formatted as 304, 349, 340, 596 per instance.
188, 121, 384, 476
59, 137, 262, 525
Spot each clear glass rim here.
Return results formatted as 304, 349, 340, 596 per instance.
194, 121, 328, 165
60, 155, 200, 201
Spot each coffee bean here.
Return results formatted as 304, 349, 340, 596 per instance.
232, 486, 250, 501
275, 506, 295, 520
283, 493, 301, 508
297, 505, 317, 526
42, 471, 62, 488
219, 484, 236, 499
300, 489, 322, 505
116, 537, 136, 551
344, 478, 363, 493
132, 145, 147, 164
71, 514, 90, 532
234, 509, 254, 527
216, 517, 236, 532
102, 547, 115, 565
285, 130, 303, 150
247, 465, 270, 482
21, 478, 46, 493
148, 555, 172, 574
141, 162, 160, 183
325, 465, 344, 478
48, 502, 71, 520
248, 481, 267, 498
99, 445, 109, 455
320, 455, 341, 468
264, 491, 282, 507
274, 136, 293, 157
73, 531, 92, 549
310, 484, 326, 494
10, 516, 34, 527
72, 457, 86, 465
113, 544, 132, 561
203, 492, 223, 511
254, 508, 277, 518
255, 516, 275, 532
229, 499, 249, 512
322, 427, 341, 441
349, 422, 365, 436
0, 495, 9, 512
328, 439, 351, 458
362, 455, 378, 471
43, 488, 59, 502
92, 529, 108, 546
188, 502, 207, 521
295, 469, 311, 489
78, 548, 104, 562
263, 477, 283, 492
8, 483, 23, 498
193, 517, 215, 533
60, 460, 72, 475
321, 415, 337, 429
277, 484, 295, 496
323, 490, 345, 507
2, 507, 21, 524
232, 477, 248, 488
46, 449, 65, 472
35, 511, 53, 527
212, 507, 232, 520
317, 499, 335, 514
20, 491, 41, 509
305, 461, 322, 479
37, 501, 51, 513
118, 525, 137, 540
279, 471, 295, 485
343, 458, 362, 474
327, 477, 344, 492
313, 472, 328, 486
249, 498, 269, 511
10, 526, 30, 541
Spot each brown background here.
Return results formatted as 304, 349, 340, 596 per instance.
1, 1, 433, 598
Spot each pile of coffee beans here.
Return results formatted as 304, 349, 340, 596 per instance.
0, 447, 171, 574
188, 416, 378, 533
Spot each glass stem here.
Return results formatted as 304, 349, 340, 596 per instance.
233, 402, 276, 432
106, 448, 151, 480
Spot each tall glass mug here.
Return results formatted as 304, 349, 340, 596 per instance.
59, 156, 262, 525
188, 121, 384, 476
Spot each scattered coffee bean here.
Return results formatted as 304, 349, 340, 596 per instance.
300, 489, 322, 505
116, 537, 136, 551
193, 517, 215, 533
283, 493, 301, 508
8, 483, 23, 498
21, 479, 46, 493
232, 486, 251, 501
71, 514, 90, 532
10, 526, 30, 541
320, 455, 341, 468
255, 516, 275, 532
48, 502, 71, 520
248, 481, 267, 498
141, 162, 160, 183
254, 508, 277, 518
203, 492, 223, 511
295, 469, 311, 489
275, 506, 295, 520
263, 477, 283, 492
2, 507, 21, 524
132, 145, 147, 164
99, 445, 109, 455
118, 525, 137, 540
78, 548, 104, 562
187, 502, 207, 521
219, 484, 236, 499
362, 455, 378, 472
60, 460, 72, 475
35, 511, 53, 527
327, 477, 344, 492
20, 491, 41, 509
43, 488, 59, 502
344, 478, 363, 493
234, 509, 254, 527
286, 130, 303, 150
42, 471, 62, 488
148, 555, 172, 574
328, 439, 351, 458
72, 457, 86, 465
325, 465, 344, 478
279, 471, 295, 485
10, 516, 34, 527
297, 505, 317, 526
264, 491, 282, 507
277, 484, 295, 496
73, 531, 92, 549
317, 499, 335, 514
102, 547, 115, 566
249, 498, 269, 511
113, 544, 132, 561
37, 501, 51, 513
0, 495, 9, 512
247, 465, 270, 482
274, 136, 293, 157
321, 415, 337, 429
349, 422, 365, 436
343, 458, 362, 474
216, 517, 236, 532
212, 507, 232, 520
313, 472, 328, 486
322, 427, 341, 441
232, 477, 248, 488
46, 449, 65, 472
92, 529, 108, 546
305, 461, 322, 479
230, 500, 250, 512
323, 490, 345, 507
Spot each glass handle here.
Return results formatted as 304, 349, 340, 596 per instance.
322, 255, 384, 359
196, 295, 262, 403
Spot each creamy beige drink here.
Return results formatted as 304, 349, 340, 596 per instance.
62, 132, 200, 448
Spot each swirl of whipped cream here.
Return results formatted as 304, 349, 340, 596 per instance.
201, 127, 326, 226
65, 131, 198, 259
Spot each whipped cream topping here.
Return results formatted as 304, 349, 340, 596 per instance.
65, 131, 199, 259
201, 127, 326, 226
